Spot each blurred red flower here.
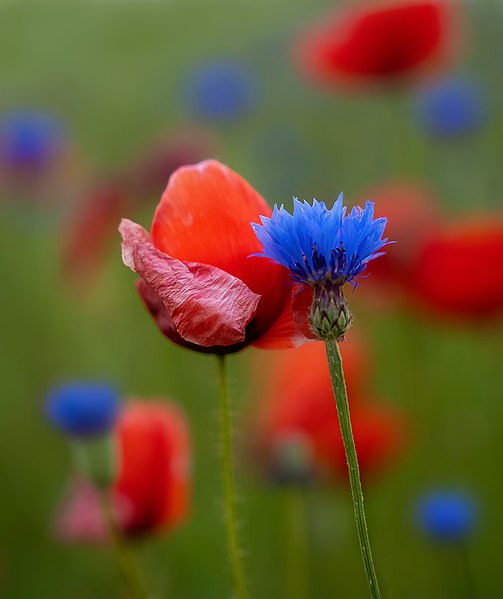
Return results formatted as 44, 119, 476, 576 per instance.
408, 217, 503, 319
357, 182, 441, 308
294, 0, 459, 88
56, 400, 191, 541
62, 180, 128, 285
120, 160, 308, 354
252, 338, 406, 483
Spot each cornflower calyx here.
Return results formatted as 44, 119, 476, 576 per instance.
310, 283, 353, 341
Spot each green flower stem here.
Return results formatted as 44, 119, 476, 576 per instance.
99, 490, 150, 599
216, 355, 249, 599
284, 488, 309, 599
324, 338, 382, 599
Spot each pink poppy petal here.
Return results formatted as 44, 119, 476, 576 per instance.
292, 285, 317, 341
119, 219, 260, 347
54, 478, 132, 544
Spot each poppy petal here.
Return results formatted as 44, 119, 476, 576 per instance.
295, 1, 457, 86
115, 402, 191, 534
54, 478, 132, 544
136, 280, 250, 354
119, 218, 260, 347
252, 284, 312, 349
409, 218, 503, 318
292, 284, 317, 340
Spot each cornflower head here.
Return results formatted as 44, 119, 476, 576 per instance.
46, 382, 121, 438
252, 196, 389, 340
415, 491, 477, 542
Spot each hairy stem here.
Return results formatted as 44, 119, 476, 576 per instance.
216, 355, 249, 599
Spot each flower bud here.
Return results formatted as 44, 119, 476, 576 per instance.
309, 284, 353, 341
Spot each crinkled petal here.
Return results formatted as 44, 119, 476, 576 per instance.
119, 218, 260, 347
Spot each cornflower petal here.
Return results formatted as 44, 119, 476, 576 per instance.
252, 196, 389, 287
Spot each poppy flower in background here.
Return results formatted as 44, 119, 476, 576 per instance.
120, 160, 310, 354
408, 217, 503, 319
56, 401, 191, 540
62, 180, 129, 285
294, 0, 459, 89
355, 182, 441, 308
251, 339, 406, 484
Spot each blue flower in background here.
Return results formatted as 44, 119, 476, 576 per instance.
0, 110, 65, 171
183, 59, 258, 121
46, 383, 121, 437
416, 491, 477, 541
252, 196, 389, 287
414, 78, 487, 137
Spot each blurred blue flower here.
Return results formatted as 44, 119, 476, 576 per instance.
252, 196, 389, 287
416, 491, 477, 541
0, 110, 65, 171
46, 383, 121, 437
182, 59, 258, 121
414, 78, 487, 137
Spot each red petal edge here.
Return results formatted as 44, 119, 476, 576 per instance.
252, 284, 314, 349
119, 219, 260, 347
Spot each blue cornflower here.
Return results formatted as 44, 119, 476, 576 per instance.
0, 110, 64, 171
252, 195, 389, 287
182, 59, 258, 122
416, 491, 477, 542
413, 77, 487, 138
45, 382, 121, 438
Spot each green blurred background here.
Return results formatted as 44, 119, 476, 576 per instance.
0, 0, 502, 597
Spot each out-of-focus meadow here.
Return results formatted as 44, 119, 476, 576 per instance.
1, 0, 502, 597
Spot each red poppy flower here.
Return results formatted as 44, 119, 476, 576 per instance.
408, 217, 503, 319
120, 160, 309, 353
294, 0, 459, 88
252, 338, 406, 482
56, 400, 191, 541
